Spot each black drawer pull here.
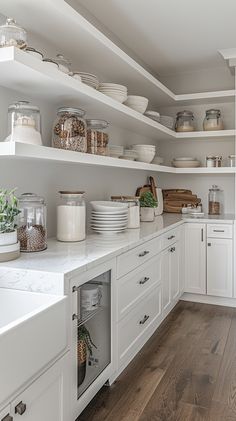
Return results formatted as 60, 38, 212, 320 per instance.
139, 277, 150, 285
139, 315, 149, 325
15, 402, 26, 415
2, 415, 13, 421
138, 250, 150, 257
213, 229, 225, 233
167, 235, 175, 240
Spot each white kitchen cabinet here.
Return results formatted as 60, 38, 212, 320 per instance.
207, 238, 233, 297
184, 223, 206, 294
11, 354, 69, 421
0, 406, 12, 421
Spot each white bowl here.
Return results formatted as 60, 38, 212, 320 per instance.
102, 93, 127, 103
173, 157, 197, 161
135, 150, 155, 163
90, 201, 128, 212
172, 160, 201, 168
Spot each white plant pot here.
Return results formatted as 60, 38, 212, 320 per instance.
0, 230, 17, 246
140, 207, 155, 222
0, 241, 20, 262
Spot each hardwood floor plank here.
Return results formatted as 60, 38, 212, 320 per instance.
207, 401, 236, 421
176, 402, 209, 421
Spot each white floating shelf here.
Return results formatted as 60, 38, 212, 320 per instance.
175, 129, 235, 140
0, 143, 235, 175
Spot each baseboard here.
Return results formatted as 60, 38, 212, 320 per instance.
181, 292, 236, 308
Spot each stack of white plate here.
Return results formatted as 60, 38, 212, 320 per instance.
98, 83, 128, 103
108, 145, 124, 158
131, 144, 156, 163
78, 72, 99, 89
120, 149, 138, 161
144, 110, 161, 122
172, 157, 201, 168
160, 115, 174, 130
124, 96, 148, 114
90, 201, 128, 234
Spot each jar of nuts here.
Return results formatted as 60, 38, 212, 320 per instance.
52, 107, 87, 152
86, 119, 109, 155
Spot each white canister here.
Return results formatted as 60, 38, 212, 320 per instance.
81, 284, 100, 311
57, 191, 86, 242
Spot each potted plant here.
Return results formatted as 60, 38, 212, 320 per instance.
0, 188, 21, 261
77, 325, 97, 387
140, 191, 158, 222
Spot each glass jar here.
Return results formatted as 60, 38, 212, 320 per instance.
175, 110, 195, 132
206, 155, 222, 168
203, 109, 224, 131
53, 107, 87, 152
0, 18, 27, 49
17, 193, 47, 252
208, 185, 223, 215
86, 120, 109, 155
111, 196, 140, 228
57, 191, 86, 242
6, 101, 42, 145
228, 155, 236, 167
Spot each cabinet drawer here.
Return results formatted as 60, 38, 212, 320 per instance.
117, 237, 162, 278
207, 224, 232, 239
118, 286, 161, 362
117, 254, 161, 320
162, 227, 180, 250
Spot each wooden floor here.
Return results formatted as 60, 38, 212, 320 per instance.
78, 301, 236, 421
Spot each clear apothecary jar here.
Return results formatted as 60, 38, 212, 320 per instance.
111, 196, 140, 228
208, 185, 223, 215
206, 155, 222, 168
57, 191, 86, 242
228, 155, 236, 167
6, 101, 42, 145
17, 193, 47, 252
175, 110, 195, 132
52, 107, 87, 152
0, 18, 27, 49
203, 109, 224, 131
86, 119, 109, 155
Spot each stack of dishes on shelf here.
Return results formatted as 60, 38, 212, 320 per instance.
160, 115, 174, 130
90, 201, 128, 234
144, 110, 161, 122
108, 145, 124, 158
124, 96, 148, 114
98, 83, 128, 103
172, 157, 201, 168
131, 144, 156, 163
77, 72, 99, 89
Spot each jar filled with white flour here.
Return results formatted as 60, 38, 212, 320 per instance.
57, 191, 86, 242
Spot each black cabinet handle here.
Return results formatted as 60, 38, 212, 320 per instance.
15, 402, 27, 415
138, 250, 150, 257
167, 235, 175, 240
139, 315, 149, 325
2, 415, 13, 421
139, 277, 150, 285
169, 247, 176, 253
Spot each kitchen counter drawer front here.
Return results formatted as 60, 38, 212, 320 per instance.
117, 237, 162, 278
118, 286, 161, 364
117, 254, 161, 320
207, 224, 233, 239
162, 227, 181, 250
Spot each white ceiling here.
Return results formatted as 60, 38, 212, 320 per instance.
75, 0, 236, 77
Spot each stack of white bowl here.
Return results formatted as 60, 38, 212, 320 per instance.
78, 72, 99, 89
90, 201, 128, 234
131, 144, 156, 163
98, 83, 128, 103
172, 157, 201, 168
124, 96, 148, 114
108, 145, 124, 158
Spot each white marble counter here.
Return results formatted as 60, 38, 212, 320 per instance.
0, 213, 234, 295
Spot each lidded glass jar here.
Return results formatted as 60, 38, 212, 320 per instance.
17, 193, 47, 252
0, 18, 27, 49
57, 191, 86, 242
6, 101, 42, 145
208, 185, 223, 215
52, 107, 87, 152
111, 196, 140, 229
175, 110, 195, 132
86, 119, 109, 155
203, 109, 224, 131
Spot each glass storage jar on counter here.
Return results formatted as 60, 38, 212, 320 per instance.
17, 193, 47, 252
57, 191, 86, 242
208, 185, 223, 215
111, 196, 140, 228
5, 101, 42, 145
203, 109, 224, 131
0, 18, 27, 49
175, 110, 195, 132
86, 119, 109, 155
53, 107, 87, 152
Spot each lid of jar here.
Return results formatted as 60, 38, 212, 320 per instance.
57, 107, 85, 117
206, 155, 222, 160
229, 155, 236, 158
176, 110, 194, 118
25, 46, 43, 57
59, 191, 85, 195
1, 17, 26, 33
206, 109, 221, 116
43, 58, 59, 67
8, 101, 40, 112
209, 185, 221, 191
18, 193, 45, 204
86, 119, 109, 129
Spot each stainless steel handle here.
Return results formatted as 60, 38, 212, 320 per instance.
201, 228, 204, 242
15, 402, 27, 415
208, 242, 211, 246
213, 229, 225, 233
72, 285, 81, 321
2, 415, 13, 421
139, 276, 150, 285
138, 250, 150, 257
167, 235, 175, 240
139, 314, 149, 325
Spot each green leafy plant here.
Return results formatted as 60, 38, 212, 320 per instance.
78, 325, 97, 356
139, 191, 158, 208
0, 188, 21, 234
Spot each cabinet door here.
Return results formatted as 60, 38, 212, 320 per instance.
185, 223, 206, 294
11, 355, 68, 421
161, 248, 171, 312
0, 406, 12, 421
170, 242, 180, 301
207, 238, 233, 297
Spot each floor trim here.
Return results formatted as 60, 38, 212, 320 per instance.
181, 292, 236, 307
